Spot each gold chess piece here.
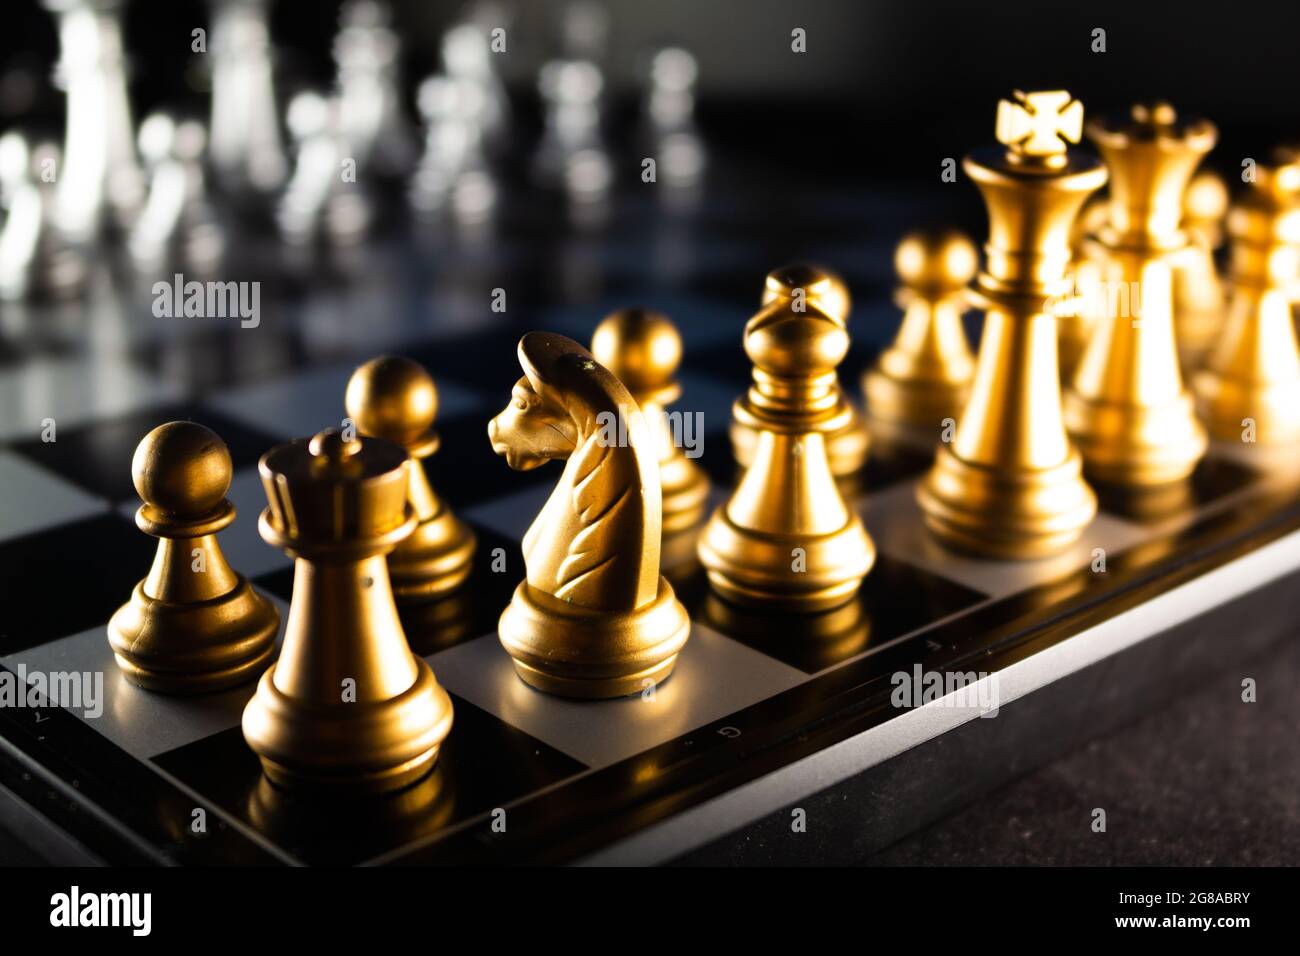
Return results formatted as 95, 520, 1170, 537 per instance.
108, 422, 278, 693
698, 282, 876, 610
487, 332, 691, 698
1063, 102, 1210, 486
242, 428, 454, 792
1058, 194, 1109, 383
862, 228, 977, 440
918, 90, 1104, 558
345, 356, 476, 601
1175, 169, 1230, 370
590, 308, 710, 532
731, 264, 869, 476
1194, 150, 1300, 445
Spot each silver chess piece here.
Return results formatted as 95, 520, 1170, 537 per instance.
0, 134, 87, 301
410, 74, 497, 225
644, 47, 706, 191
532, 0, 612, 201
43, 0, 145, 240
208, 0, 287, 199
334, 0, 416, 178
278, 91, 371, 248
129, 114, 225, 274
533, 58, 612, 208
440, 15, 510, 155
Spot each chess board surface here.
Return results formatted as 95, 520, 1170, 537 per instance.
2, 148, 1300, 866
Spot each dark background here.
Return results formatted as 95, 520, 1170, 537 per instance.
3, 0, 1298, 183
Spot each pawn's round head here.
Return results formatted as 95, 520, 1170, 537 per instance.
345, 356, 438, 447
137, 113, 176, 166
132, 421, 232, 516
894, 228, 978, 298
761, 263, 850, 325
590, 308, 681, 398
1184, 170, 1229, 224
744, 306, 849, 379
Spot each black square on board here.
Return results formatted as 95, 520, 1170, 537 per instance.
0, 513, 155, 653
152, 694, 585, 865
11, 404, 280, 503
683, 553, 987, 674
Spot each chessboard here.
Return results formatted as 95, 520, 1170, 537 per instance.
3, 142, 1300, 865
5, 0, 1300, 870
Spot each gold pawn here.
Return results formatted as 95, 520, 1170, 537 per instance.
862, 228, 976, 441
1175, 170, 1230, 371
699, 285, 875, 610
1194, 150, 1300, 446
243, 428, 454, 793
731, 263, 869, 477
590, 308, 710, 532
108, 422, 278, 693
1063, 102, 1210, 486
918, 90, 1104, 558
345, 356, 476, 601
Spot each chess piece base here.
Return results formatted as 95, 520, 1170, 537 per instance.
498, 578, 690, 699
107, 576, 277, 694
1063, 390, 1207, 485
243, 657, 453, 795
390, 508, 477, 601
1093, 476, 1196, 522
917, 443, 1097, 559
697, 505, 875, 612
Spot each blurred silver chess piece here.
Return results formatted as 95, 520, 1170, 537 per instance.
409, 74, 497, 226
532, 59, 612, 211
532, 0, 612, 211
644, 47, 706, 191
277, 91, 371, 249
129, 114, 225, 275
43, 0, 145, 241
208, 0, 287, 201
0, 134, 87, 301
334, 0, 416, 179
440, 13, 510, 155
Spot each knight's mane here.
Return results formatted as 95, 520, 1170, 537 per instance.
518, 332, 661, 608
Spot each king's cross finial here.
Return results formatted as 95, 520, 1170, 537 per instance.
996, 90, 1084, 160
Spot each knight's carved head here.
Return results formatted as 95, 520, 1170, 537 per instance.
489, 331, 642, 471
488, 375, 576, 470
